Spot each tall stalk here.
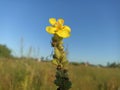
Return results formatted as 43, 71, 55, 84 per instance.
52, 34, 72, 90
46, 18, 72, 90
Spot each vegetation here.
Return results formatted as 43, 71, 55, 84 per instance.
46, 18, 72, 90
0, 58, 120, 90
107, 62, 120, 68
0, 44, 13, 58
0, 44, 120, 90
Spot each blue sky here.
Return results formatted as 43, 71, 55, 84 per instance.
0, 0, 119, 65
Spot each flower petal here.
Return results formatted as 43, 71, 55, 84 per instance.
46, 26, 56, 34
63, 25, 71, 32
56, 30, 70, 38
58, 18, 64, 26
49, 18, 56, 25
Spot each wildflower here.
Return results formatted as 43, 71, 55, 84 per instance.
46, 18, 71, 38
46, 18, 72, 90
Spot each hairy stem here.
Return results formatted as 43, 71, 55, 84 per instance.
51, 34, 72, 90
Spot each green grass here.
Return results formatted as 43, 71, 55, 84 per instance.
0, 58, 120, 90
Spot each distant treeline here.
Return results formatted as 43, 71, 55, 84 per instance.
0, 44, 120, 68
70, 61, 120, 68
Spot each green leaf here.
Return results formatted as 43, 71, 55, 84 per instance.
65, 81, 72, 89
54, 47, 61, 59
51, 59, 58, 65
62, 61, 69, 66
61, 56, 67, 63
61, 52, 68, 63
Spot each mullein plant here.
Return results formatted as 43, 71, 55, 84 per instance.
46, 18, 72, 90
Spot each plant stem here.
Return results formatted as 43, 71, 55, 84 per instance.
51, 34, 72, 90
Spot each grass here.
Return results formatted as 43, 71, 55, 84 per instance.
0, 58, 120, 90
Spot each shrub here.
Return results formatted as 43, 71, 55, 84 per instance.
0, 44, 12, 58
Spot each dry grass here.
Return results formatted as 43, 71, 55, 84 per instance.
0, 58, 120, 90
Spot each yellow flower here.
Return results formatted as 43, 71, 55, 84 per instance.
46, 18, 71, 38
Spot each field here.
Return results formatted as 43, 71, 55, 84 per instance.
0, 58, 120, 90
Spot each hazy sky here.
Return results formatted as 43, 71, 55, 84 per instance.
0, 0, 119, 65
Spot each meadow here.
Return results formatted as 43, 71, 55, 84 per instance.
0, 58, 120, 90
